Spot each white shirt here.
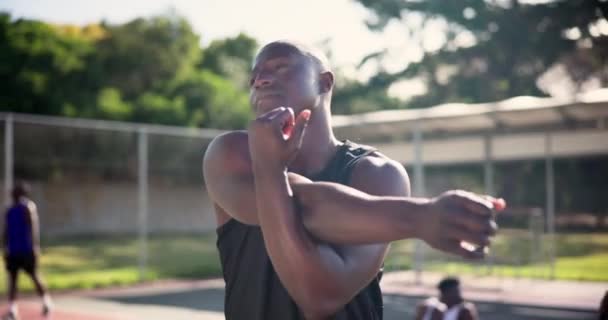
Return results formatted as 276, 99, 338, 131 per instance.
443, 303, 464, 320
422, 300, 464, 320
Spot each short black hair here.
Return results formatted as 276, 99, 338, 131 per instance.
12, 180, 30, 199
256, 40, 331, 72
438, 277, 460, 292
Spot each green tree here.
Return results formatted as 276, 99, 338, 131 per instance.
172, 70, 251, 129
354, 0, 608, 106
92, 14, 253, 128
332, 78, 402, 115
199, 33, 258, 89
131, 91, 187, 126
1, 11, 255, 129
0, 12, 94, 115
94, 14, 202, 100
95, 87, 132, 121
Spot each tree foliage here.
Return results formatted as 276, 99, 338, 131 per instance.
0, 12, 256, 129
2, 2, 608, 126
353, 0, 608, 107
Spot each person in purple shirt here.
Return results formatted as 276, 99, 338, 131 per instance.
3, 181, 52, 320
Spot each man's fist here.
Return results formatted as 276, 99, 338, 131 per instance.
419, 190, 506, 259
248, 107, 311, 171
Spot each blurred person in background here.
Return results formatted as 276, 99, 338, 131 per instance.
2, 181, 52, 320
415, 296, 445, 320
415, 277, 478, 320
599, 291, 608, 320
204, 40, 505, 320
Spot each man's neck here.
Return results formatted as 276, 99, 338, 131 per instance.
288, 107, 340, 177
442, 298, 463, 309
13, 197, 28, 205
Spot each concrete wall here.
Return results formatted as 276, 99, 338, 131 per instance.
374, 129, 608, 165
2, 180, 217, 237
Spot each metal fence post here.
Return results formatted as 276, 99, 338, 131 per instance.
4, 114, 13, 206
138, 128, 149, 281
545, 132, 556, 279
412, 125, 425, 285
484, 134, 495, 275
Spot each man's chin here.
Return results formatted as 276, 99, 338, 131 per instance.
255, 102, 284, 115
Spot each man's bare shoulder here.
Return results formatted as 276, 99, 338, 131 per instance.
349, 151, 410, 196
203, 130, 250, 171
205, 130, 249, 156
353, 151, 405, 173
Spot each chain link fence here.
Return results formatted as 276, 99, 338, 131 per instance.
1, 112, 606, 292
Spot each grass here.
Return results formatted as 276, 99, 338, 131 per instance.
384, 231, 608, 282
1, 231, 607, 295
0, 233, 221, 294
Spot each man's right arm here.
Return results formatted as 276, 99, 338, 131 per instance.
203, 131, 501, 254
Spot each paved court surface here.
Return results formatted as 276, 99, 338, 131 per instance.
0, 301, 121, 320
1, 273, 603, 319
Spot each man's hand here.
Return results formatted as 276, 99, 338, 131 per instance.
248, 107, 311, 171
420, 190, 506, 259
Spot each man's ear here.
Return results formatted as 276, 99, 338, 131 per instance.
318, 71, 334, 94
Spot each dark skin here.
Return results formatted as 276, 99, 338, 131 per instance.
203, 41, 505, 319
415, 300, 444, 320
458, 304, 478, 320
599, 291, 608, 320
441, 286, 479, 320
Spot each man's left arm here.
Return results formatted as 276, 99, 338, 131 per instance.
330, 153, 411, 291
26, 201, 41, 253
300, 155, 411, 317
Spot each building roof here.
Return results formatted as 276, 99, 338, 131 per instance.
333, 88, 608, 142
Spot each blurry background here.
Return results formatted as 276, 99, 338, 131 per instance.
0, 0, 607, 318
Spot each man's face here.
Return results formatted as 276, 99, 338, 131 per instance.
249, 44, 319, 116
440, 286, 462, 304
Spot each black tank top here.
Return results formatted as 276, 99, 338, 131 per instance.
216, 140, 384, 320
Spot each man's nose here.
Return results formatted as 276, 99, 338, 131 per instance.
253, 72, 274, 89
